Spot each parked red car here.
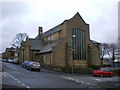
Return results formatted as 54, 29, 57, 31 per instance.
92, 68, 113, 77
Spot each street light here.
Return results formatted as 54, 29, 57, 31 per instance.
71, 34, 76, 73
22, 47, 24, 62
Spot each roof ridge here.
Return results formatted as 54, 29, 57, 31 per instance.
44, 23, 61, 34
69, 12, 88, 25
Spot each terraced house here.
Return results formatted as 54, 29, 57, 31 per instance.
19, 12, 101, 73
2, 47, 18, 60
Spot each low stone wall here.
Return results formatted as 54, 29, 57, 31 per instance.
111, 68, 120, 76
41, 64, 93, 74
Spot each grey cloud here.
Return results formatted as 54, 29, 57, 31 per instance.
90, 3, 118, 43
2, 2, 29, 19
1, 2, 30, 53
1, 1, 119, 53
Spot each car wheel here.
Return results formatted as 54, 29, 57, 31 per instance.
37, 69, 40, 72
100, 74, 104, 77
30, 68, 32, 71
110, 74, 113, 77
27, 67, 29, 70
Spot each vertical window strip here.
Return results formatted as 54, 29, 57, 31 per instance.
72, 29, 74, 59
82, 31, 84, 59
76, 28, 78, 59
72, 28, 86, 60
74, 28, 77, 59
84, 31, 86, 59
80, 29, 82, 60
79, 29, 81, 59
83, 31, 85, 60
82, 30, 84, 59
78, 28, 80, 60
73, 29, 75, 60
72, 29, 75, 59
72, 29, 75, 60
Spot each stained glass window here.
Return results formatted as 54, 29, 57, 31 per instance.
72, 28, 86, 60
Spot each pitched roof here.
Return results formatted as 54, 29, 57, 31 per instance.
42, 24, 61, 38
29, 38, 45, 50
36, 12, 88, 39
38, 39, 61, 54
69, 12, 88, 25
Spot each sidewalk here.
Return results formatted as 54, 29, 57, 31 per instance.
41, 68, 91, 77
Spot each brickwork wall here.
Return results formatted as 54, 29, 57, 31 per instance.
52, 39, 67, 67
88, 40, 101, 66
43, 53, 51, 65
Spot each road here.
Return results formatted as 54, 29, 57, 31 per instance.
1, 61, 120, 89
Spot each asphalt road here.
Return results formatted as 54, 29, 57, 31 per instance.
1, 61, 120, 89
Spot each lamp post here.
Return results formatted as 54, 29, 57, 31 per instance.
22, 47, 24, 62
66, 43, 73, 73
71, 34, 76, 73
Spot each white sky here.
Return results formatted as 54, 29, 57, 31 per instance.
0, 0, 119, 53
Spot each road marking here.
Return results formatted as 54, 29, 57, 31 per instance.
94, 79, 101, 81
95, 78, 113, 82
75, 80, 80, 83
116, 84, 120, 86
104, 78, 112, 81
89, 86, 108, 88
2, 72, 8, 77
3, 72, 30, 88
63, 76, 91, 85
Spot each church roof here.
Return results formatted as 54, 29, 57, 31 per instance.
29, 38, 45, 50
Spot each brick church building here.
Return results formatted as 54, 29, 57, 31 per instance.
19, 12, 101, 73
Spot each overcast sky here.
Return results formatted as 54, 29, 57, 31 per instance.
0, 0, 119, 53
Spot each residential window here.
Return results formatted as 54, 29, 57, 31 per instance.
72, 28, 86, 60
43, 54, 45, 63
51, 35, 54, 41
48, 37, 51, 41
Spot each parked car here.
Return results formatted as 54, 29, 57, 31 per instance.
2, 59, 8, 62
22, 61, 32, 68
8, 59, 14, 63
12, 59, 19, 64
92, 68, 113, 77
0, 59, 2, 61
27, 62, 41, 71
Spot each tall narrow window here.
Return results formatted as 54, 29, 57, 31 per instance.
72, 28, 86, 60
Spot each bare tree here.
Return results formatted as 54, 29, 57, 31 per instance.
11, 33, 28, 48
107, 43, 117, 66
100, 43, 109, 64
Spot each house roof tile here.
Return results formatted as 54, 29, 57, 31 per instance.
38, 39, 62, 53
29, 38, 45, 50
42, 24, 61, 38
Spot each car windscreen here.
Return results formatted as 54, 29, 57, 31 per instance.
101, 68, 111, 72
94, 69, 100, 71
33, 63, 40, 66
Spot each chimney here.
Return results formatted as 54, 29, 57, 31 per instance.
38, 27, 43, 35
38, 27, 43, 39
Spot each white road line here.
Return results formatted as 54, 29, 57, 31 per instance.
116, 84, 120, 86
17, 81, 21, 83
104, 78, 112, 81
3, 72, 30, 88
63, 76, 91, 85
95, 78, 113, 82
21, 83, 26, 87
14, 78, 18, 81
94, 79, 101, 81
75, 80, 80, 83
2, 72, 7, 77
